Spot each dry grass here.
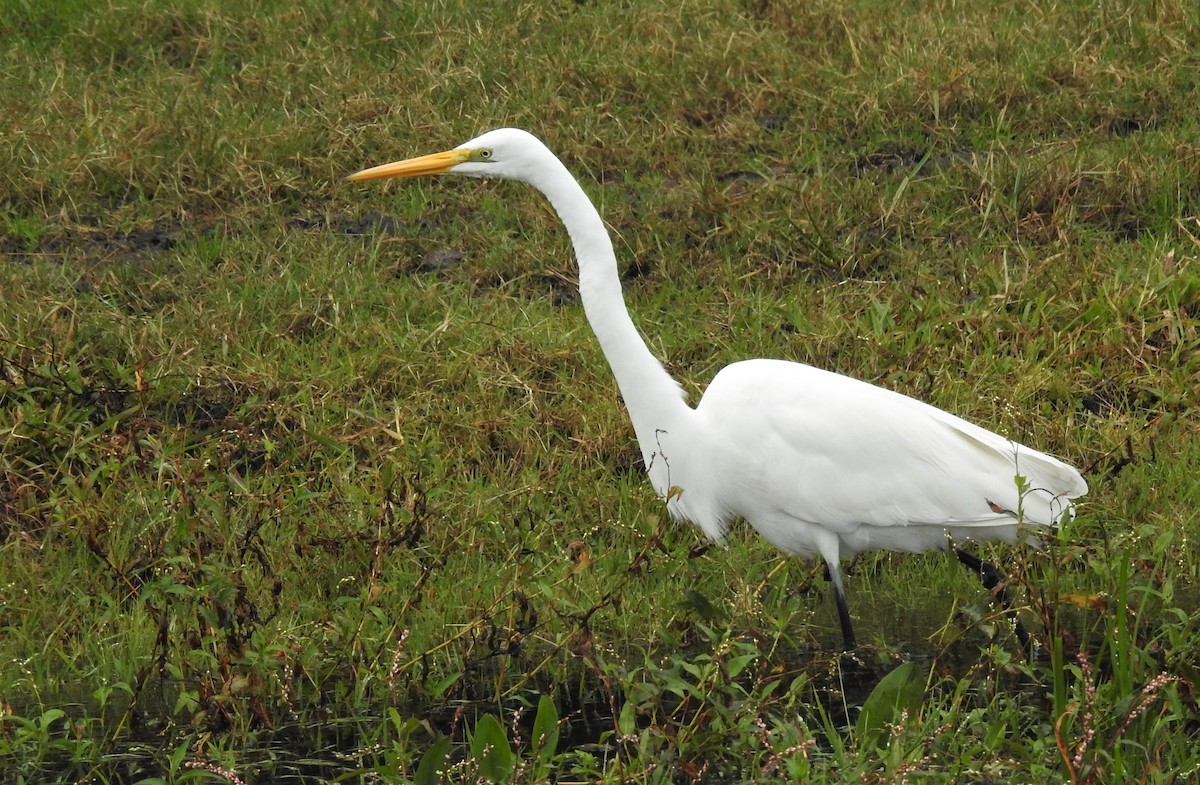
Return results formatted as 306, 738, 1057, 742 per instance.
1, 0, 1198, 781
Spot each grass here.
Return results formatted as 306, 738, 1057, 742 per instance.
1, 0, 1198, 781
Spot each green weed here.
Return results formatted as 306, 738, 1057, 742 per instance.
1, 0, 1198, 781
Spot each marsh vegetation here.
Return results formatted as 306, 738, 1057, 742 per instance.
1, 0, 1198, 782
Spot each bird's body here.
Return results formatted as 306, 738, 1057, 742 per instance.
349, 128, 1087, 649
670, 358, 1080, 556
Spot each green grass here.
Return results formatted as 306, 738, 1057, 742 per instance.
2, 0, 1199, 782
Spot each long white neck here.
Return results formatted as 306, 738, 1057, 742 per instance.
524, 151, 690, 489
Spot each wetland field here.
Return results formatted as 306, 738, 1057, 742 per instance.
2, 0, 1199, 782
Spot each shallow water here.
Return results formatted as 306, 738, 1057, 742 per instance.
4, 650, 1014, 782
12, 580, 1195, 783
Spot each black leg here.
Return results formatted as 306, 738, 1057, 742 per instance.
826, 559, 857, 650
954, 548, 1032, 657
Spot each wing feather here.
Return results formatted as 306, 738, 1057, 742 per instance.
691, 359, 1085, 556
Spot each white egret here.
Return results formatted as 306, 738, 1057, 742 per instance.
348, 128, 1087, 650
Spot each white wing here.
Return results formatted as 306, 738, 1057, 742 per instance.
687, 359, 1087, 558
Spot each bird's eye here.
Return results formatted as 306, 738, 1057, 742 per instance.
476, 148, 494, 161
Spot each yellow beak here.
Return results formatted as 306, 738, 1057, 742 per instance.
345, 148, 470, 181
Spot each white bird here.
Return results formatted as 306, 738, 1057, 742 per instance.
348, 128, 1088, 650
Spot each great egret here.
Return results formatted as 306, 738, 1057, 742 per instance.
348, 128, 1087, 650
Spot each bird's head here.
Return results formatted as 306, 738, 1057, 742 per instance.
346, 128, 546, 184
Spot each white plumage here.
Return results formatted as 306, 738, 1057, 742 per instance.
349, 128, 1087, 649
